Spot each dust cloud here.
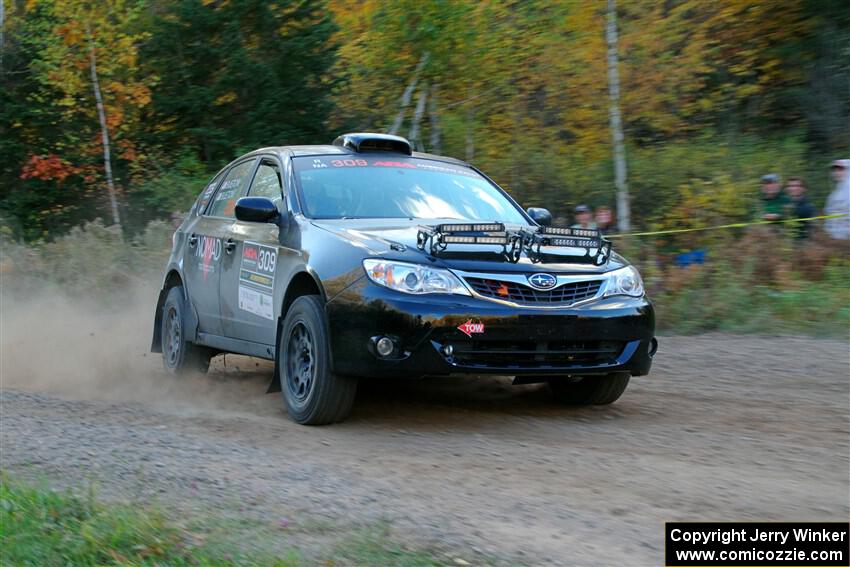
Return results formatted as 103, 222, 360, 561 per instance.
0, 280, 279, 417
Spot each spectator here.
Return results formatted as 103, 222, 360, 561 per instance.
785, 177, 816, 239
594, 205, 614, 234
571, 204, 597, 230
825, 159, 850, 240
759, 173, 788, 221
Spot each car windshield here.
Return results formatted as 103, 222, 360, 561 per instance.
292, 155, 528, 223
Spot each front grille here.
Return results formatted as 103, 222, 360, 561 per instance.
464, 276, 602, 305
446, 339, 624, 369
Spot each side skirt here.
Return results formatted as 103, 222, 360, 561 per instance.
196, 332, 275, 360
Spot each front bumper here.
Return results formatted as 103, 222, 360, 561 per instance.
326, 278, 656, 378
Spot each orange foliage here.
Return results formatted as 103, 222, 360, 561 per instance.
19, 154, 82, 183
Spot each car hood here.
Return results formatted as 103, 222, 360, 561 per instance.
311, 218, 626, 274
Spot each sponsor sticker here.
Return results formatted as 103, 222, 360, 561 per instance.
237, 241, 277, 320
194, 236, 222, 279
297, 157, 478, 178
238, 285, 274, 321
457, 319, 485, 338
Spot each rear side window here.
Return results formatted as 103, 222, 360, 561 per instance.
194, 172, 224, 214
207, 159, 257, 218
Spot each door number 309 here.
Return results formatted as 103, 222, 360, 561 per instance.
258, 249, 276, 272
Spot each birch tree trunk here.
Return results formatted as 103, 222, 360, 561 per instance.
388, 52, 429, 136
606, 0, 630, 233
465, 105, 475, 161
87, 29, 121, 228
1, 0, 5, 73
428, 85, 441, 154
408, 84, 428, 151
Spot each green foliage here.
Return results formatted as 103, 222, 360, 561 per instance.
0, 1, 96, 241
140, 0, 338, 164
0, 476, 453, 566
0, 477, 299, 566
131, 152, 211, 215
330, 523, 445, 566
648, 240, 850, 337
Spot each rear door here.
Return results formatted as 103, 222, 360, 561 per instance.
219, 156, 285, 346
183, 158, 257, 336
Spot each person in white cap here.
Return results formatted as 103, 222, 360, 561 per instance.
571, 204, 597, 230
824, 159, 850, 240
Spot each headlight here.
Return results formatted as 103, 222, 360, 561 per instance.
604, 266, 645, 298
363, 259, 470, 296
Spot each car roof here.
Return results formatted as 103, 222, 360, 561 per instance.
241, 145, 471, 168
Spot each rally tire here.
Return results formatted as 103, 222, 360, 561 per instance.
280, 295, 357, 425
547, 372, 630, 405
161, 286, 212, 375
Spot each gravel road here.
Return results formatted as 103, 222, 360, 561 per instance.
2, 299, 848, 566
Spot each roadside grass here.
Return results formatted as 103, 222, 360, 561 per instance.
653, 260, 850, 337
0, 477, 449, 566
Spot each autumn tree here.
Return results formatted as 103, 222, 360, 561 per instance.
8, 0, 152, 233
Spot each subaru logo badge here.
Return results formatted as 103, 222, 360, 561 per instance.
527, 273, 557, 289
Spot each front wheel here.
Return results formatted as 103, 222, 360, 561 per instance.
280, 295, 357, 425
547, 372, 630, 405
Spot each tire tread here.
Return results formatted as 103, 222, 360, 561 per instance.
280, 295, 356, 425
548, 373, 630, 405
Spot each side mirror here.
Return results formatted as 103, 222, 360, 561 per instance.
235, 197, 279, 223
526, 207, 552, 227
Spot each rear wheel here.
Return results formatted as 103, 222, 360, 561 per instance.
280, 295, 357, 425
161, 286, 212, 374
547, 372, 630, 405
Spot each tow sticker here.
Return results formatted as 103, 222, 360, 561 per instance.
457, 320, 485, 337
238, 242, 277, 320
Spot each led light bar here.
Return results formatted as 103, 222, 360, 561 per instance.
475, 235, 510, 244
442, 234, 509, 245
542, 226, 600, 239
548, 237, 601, 248
438, 223, 505, 233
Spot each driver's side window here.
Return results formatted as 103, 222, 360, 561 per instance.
249, 160, 283, 205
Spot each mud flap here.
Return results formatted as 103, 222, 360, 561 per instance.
266, 315, 283, 393
150, 288, 167, 353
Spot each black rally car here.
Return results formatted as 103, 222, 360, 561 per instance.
152, 133, 657, 424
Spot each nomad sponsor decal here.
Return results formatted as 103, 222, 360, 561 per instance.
457, 320, 485, 338
238, 241, 277, 320
194, 236, 222, 279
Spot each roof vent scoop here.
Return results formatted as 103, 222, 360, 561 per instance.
332, 133, 412, 155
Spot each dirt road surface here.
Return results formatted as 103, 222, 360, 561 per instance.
1, 294, 848, 565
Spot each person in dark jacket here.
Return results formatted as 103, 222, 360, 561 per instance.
759, 173, 789, 221
785, 176, 816, 239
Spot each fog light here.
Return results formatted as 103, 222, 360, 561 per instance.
376, 337, 394, 357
